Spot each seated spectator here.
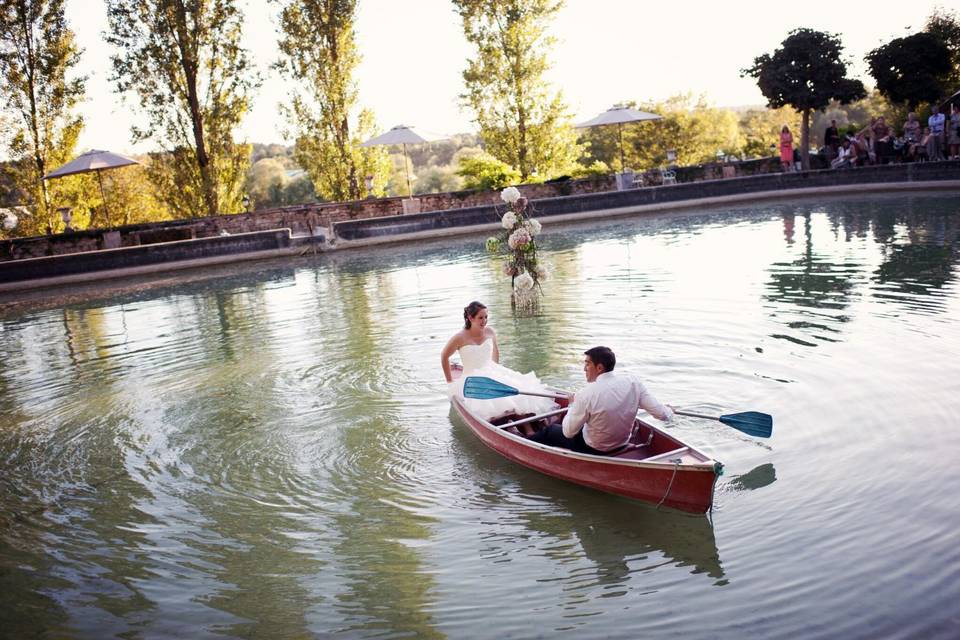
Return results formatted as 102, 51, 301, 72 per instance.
918, 127, 932, 162
831, 138, 854, 169
890, 133, 906, 163
875, 130, 894, 164
903, 112, 921, 145
855, 132, 875, 166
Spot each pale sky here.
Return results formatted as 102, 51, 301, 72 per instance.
66, 0, 952, 154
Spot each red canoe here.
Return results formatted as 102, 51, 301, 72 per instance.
451, 380, 723, 514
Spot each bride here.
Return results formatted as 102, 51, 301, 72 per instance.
441, 301, 558, 421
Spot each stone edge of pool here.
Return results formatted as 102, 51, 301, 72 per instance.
2, 164, 959, 295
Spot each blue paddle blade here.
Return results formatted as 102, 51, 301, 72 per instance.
719, 411, 773, 438
463, 376, 519, 400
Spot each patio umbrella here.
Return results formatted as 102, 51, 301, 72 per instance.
360, 125, 445, 196
43, 149, 140, 223
576, 105, 662, 172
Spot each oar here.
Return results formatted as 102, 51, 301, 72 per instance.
674, 410, 773, 438
463, 376, 565, 400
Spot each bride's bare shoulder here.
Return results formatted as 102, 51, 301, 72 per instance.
447, 330, 469, 347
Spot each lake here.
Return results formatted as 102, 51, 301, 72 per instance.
2, 192, 959, 639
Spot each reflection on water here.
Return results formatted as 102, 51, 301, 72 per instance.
2, 192, 960, 638
449, 412, 724, 587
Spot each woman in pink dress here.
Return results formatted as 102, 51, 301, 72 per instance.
779, 125, 794, 171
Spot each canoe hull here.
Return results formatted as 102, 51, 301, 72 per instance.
452, 397, 720, 514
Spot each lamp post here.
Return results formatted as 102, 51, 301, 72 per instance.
241, 195, 250, 213
364, 174, 374, 197
716, 150, 724, 164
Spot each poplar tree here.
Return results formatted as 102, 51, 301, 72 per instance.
0, 0, 85, 235
453, 0, 580, 181
105, 0, 258, 218
274, 0, 388, 202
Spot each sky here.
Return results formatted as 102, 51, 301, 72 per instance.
65, 0, 953, 155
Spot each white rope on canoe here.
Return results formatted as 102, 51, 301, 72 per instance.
656, 459, 682, 510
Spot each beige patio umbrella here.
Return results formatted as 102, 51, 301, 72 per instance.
576, 105, 663, 172
360, 125, 445, 196
43, 149, 140, 223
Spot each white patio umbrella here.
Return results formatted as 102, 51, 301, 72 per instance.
360, 125, 445, 196
43, 149, 140, 223
576, 105, 663, 172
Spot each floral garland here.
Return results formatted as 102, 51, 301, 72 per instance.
485, 186, 548, 304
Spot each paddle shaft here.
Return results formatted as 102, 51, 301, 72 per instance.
674, 410, 718, 421
498, 408, 567, 430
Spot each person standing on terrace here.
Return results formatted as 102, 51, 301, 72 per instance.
948, 104, 960, 160
779, 126, 794, 172
824, 120, 841, 160
928, 106, 946, 161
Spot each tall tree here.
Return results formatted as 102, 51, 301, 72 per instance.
106, 0, 258, 218
454, 0, 580, 181
274, 0, 388, 202
0, 0, 85, 236
743, 28, 865, 170
866, 33, 951, 110
926, 7, 960, 88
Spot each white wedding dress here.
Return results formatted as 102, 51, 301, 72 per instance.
450, 338, 558, 420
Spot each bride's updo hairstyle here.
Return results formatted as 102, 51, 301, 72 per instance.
463, 301, 487, 329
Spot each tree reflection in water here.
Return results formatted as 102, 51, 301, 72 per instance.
767, 198, 960, 347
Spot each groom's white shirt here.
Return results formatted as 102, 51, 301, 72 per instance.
562, 371, 673, 452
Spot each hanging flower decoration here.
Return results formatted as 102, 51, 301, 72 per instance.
485, 186, 547, 307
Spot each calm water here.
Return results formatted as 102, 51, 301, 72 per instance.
2, 192, 960, 639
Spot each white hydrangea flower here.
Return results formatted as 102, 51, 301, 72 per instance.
525, 218, 542, 235
508, 227, 531, 249
535, 264, 550, 281
514, 271, 535, 291
501, 211, 517, 229
1, 211, 17, 231
500, 186, 521, 204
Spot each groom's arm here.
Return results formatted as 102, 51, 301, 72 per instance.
561, 388, 591, 438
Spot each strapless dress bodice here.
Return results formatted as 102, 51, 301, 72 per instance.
459, 338, 493, 371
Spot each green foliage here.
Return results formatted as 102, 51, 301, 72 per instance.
244, 158, 316, 209
926, 7, 960, 87
577, 95, 742, 171
146, 143, 251, 218
105, 0, 259, 218
743, 28, 865, 168
275, 0, 389, 201
456, 154, 521, 191
739, 107, 800, 158
97, 162, 170, 226
866, 33, 952, 110
570, 160, 611, 178
0, 0, 87, 236
454, 0, 581, 180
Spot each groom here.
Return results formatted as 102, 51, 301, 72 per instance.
530, 346, 673, 454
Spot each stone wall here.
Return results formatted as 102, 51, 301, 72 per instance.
0, 154, 935, 262
0, 176, 614, 262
